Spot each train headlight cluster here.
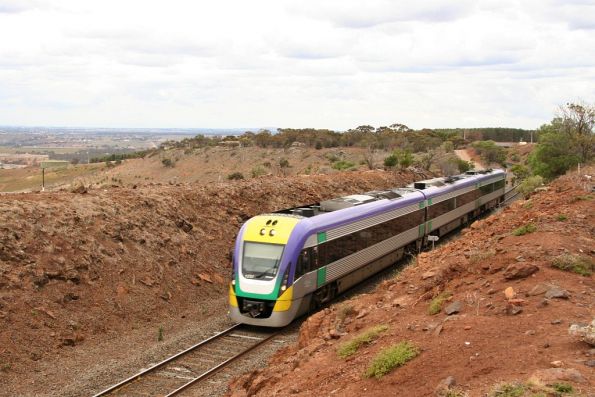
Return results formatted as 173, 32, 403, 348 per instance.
259, 228, 266, 236
269, 229, 276, 237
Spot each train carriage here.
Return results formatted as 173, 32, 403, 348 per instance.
229, 169, 506, 327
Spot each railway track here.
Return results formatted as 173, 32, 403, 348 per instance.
93, 324, 279, 397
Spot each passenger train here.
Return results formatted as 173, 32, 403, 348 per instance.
229, 169, 506, 327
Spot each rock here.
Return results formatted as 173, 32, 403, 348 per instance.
528, 368, 586, 386
422, 271, 437, 280
391, 296, 411, 308
464, 325, 472, 330
197, 273, 213, 283
525, 330, 536, 336
503, 263, 539, 280
528, 283, 549, 296
504, 286, 516, 300
545, 287, 570, 300
356, 309, 368, 319
551, 319, 562, 325
568, 319, 595, 346
434, 376, 456, 395
444, 301, 462, 315
70, 181, 88, 194
550, 360, 564, 367
585, 360, 595, 367
506, 304, 523, 315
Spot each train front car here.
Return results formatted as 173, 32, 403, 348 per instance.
229, 214, 304, 327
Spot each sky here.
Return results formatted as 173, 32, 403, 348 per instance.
0, 0, 594, 130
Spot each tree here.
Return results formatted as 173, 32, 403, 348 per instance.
529, 102, 594, 179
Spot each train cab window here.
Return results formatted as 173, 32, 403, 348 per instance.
295, 247, 320, 278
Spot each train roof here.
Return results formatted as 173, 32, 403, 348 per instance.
270, 168, 505, 236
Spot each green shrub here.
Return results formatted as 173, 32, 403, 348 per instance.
332, 160, 356, 171
512, 223, 536, 236
384, 154, 398, 168
552, 383, 573, 393
489, 383, 525, 397
364, 341, 419, 378
337, 325, 388, 359
551, 254, 593, 276
161, 158, 174, 168
428, 291, 452, 315
227, 172, 244, 180
279, 158, 290, 168
518, 175, 544, 198
556, 214, 567, 221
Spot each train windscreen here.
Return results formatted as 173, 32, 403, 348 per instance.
242, 242, 284, 280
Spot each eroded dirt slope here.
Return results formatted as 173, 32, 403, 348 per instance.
230, 171, 594, 397
0, 170, 426, 392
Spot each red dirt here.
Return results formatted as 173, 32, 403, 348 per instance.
229, 170, 594, 397
0, 169, 427, 394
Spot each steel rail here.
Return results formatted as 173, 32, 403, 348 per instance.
92, 324, 241, 397
165, 329, 281, 396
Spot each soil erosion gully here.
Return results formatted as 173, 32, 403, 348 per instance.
93, 324, 279, 397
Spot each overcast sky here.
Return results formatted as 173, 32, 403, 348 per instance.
0, 0, 593, 130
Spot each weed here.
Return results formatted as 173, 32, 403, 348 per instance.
489, 383, 525, 397
161, 158, 174, 168
336, 304, 355, 324
551, 254, 593, 276
512, 223, 536, 236
428, 291, 452, 315
337, 325, 388, 359
575, 194, 593, 201
556, 214, 568, 221
523, 200, 533, 209
469, 249, 495, 264
227, 172, 244, 180
552, 383, 573, 393
158, 326, 164, 342
440, 389, 468, 397
364, 341, 419, 379
251, 165, 267, 178
0, 363, 11, 372
331, 160, 356, 171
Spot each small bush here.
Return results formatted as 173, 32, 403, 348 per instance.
158, 326, 164, 342
364, 341, 419, 379
251, 165, 267, 178
551, 254, 593, 276
512, 223, 536, 236
161, 158, 174, 168
336, 304, 355, 323
556, 214, 567, 221
428, 291, 452, 315
489, 383, 525, 397
384, 154, 398, 168
518, 175, 544, 198
227, 172, 244, 180
279, 158, 290, 168
332, 160, 356, 171
552, 383, 573, 393
337, 325, 388, 359
575, 194, 593, 201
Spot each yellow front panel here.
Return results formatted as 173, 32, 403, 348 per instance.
273, 286, 293, 312
229, 284, 238, 307
243, 215, 300, 245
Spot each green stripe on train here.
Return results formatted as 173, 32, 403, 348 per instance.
317, 267, 327, 287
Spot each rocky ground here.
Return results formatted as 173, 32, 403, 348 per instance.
229, 170, 594, 397
0, 169, 427, 396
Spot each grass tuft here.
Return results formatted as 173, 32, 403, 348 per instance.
364, 341, 419, 379
336, 304, 356, 324
337, 325, 388, 359
551, 254, 594, 276
512, 223, 536, 236
552, 383, 573, 394
489, 382, 525, 397
428, 291, 452, 315
556, 214, 567, 221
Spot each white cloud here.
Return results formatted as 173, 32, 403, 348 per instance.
0, 0, 593, 129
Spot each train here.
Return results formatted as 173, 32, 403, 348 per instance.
229, 168, 506, 327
